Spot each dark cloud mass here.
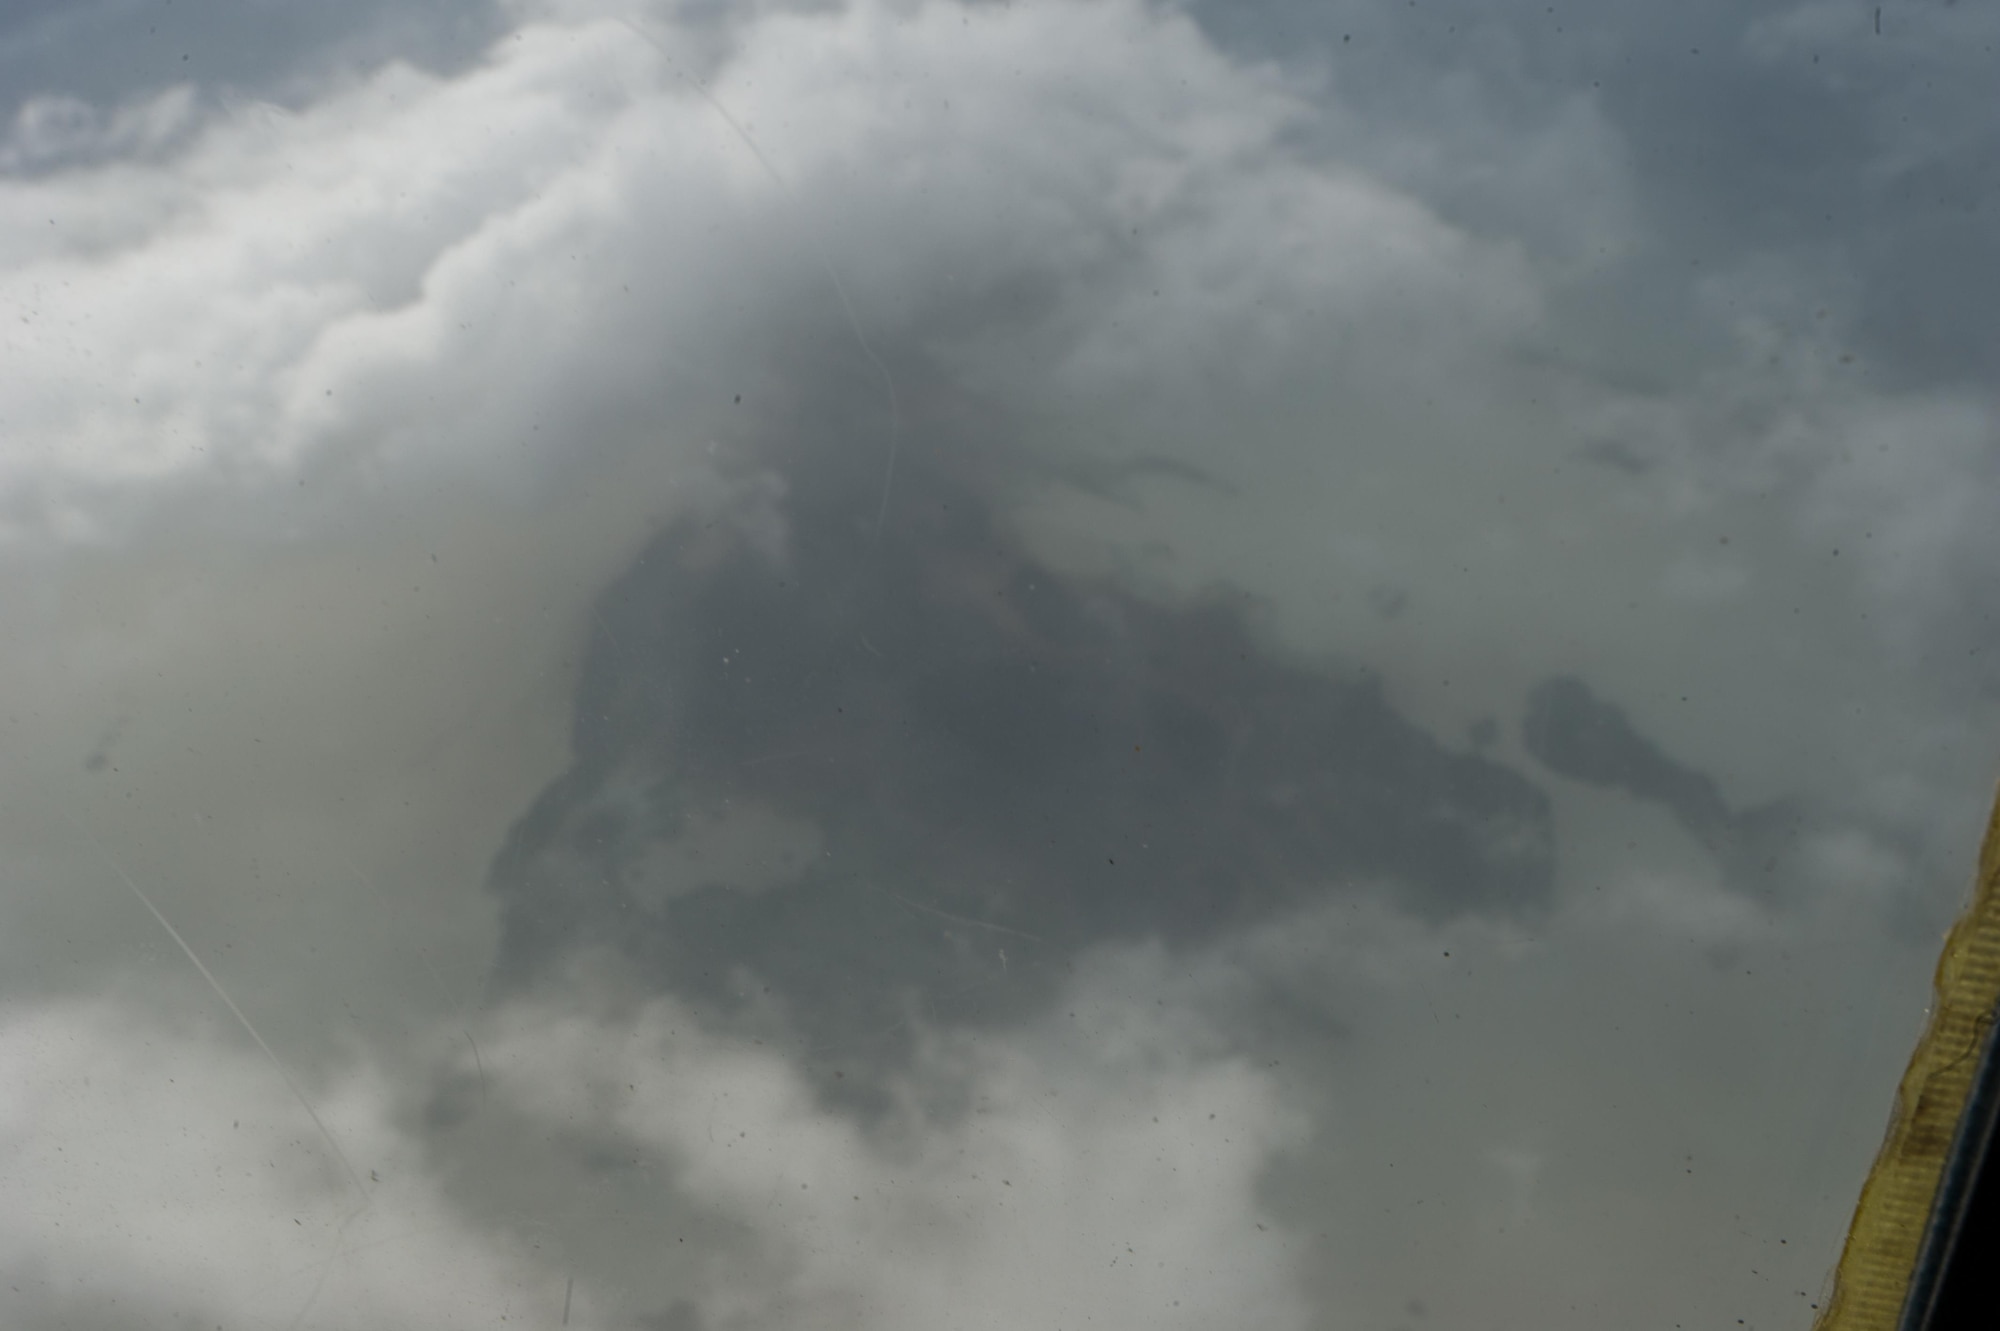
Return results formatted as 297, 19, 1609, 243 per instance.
1524, 675, 1734, 845
487, 364, 1555, 1084
1522, 674, 1833, 902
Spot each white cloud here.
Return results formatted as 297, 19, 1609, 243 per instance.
0, 998, 544, 1330
0, 0, 1541, 548
0, 85, 202, 174
0, 978, 1311, 1331
484, 986, 1311, 1331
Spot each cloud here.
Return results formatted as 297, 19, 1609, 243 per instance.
0, 85, 202, 174
0, 3, 1995, 1331
477, 982, 1311, 1331
0, 7, 1528, 1323
0, 973, 1313, 1331
0, 997, 540, 1330
2, 18, 712, 540
0, 0, 504, 128
0, 0, 1543, 549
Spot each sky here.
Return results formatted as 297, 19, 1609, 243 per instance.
0, 1, 1996, 1328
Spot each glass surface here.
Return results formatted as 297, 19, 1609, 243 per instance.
3, 2, 1995, 1328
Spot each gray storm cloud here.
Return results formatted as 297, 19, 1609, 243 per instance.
0, 1, 1995, 1329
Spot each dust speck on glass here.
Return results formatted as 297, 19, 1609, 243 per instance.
2, 2, 1992, 1328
